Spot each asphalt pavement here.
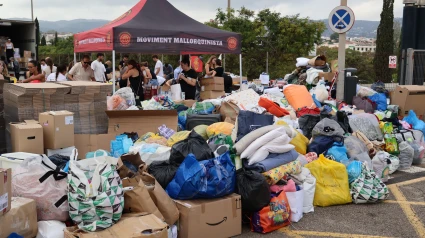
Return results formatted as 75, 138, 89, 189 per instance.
238, 162, 425, 238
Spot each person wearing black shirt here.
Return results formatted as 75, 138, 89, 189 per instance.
214, 59, 224, 77
178, 59, 197, 100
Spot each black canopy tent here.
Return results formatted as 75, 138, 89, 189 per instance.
74, 0, 243, 92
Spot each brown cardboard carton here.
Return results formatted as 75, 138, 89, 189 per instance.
174, 100, 196, 108
232, 76, 247, 85
0, 197, 38, 238
318, 72, 336, 81
0, 168, 11, 217
64, 213, 168, 238
200, 91, 225, 100
23, 50, 32, 58
10, 120, 43, 154
117, 152, 146, 179
175, 194, 242, 238
39, 111, 75, 149
200, 77, 225, 91
391, 85, 425, 118
74, 134, 115, 158
106, 110, 178, 136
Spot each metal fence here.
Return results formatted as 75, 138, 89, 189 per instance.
400, 49, 425, 85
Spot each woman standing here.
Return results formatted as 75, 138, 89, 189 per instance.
47, 64, 67, 81
121, 60, 144, 99
4, 39, 14, 64
140, 61, 157, 85
23, 60, 45, 83
205, 55, 217, 77
43, 58, 57, 80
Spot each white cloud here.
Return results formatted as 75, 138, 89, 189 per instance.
0, 0, 404, 22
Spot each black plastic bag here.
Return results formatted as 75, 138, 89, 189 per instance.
235, 169, 270, 213
169, 131, 214, 165
48, 154, 70, 170
148, 161, 180, 189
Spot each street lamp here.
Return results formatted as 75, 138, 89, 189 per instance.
31, 0, 34, 21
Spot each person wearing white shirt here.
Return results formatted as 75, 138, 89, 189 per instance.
91, 53, 106, 82
152, 55, 164, 77
40, 59, 48, 72
46, 64, 67, 82
42, 58, 57, 80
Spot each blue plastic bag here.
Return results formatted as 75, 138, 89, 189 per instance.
326, 142, 349, 163
166, 152, 236, 200
111, 134, 133, 158
347, 160, 362, 183
312, 94, 322, 108
404, 110, 425, 135
368, 93, 387, 111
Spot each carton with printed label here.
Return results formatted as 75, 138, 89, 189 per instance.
0, 168, 11, 217
39, 111, 75, 149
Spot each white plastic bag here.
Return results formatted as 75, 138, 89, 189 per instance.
314, 84, 328, 103
171, 84, 182, 101
12, 155, 69, 221
114, 87, 136, 106
303, 169, 316, 213
36, 221, 66, 238
130, 142, 171, 165
357, 86, 377, 98
296, 57, 309, 67
286, 189, 304, 222
372, 151, 390, 183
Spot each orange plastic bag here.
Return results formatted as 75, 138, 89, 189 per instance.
251, 190, 291, 234
283, 85, 315, 111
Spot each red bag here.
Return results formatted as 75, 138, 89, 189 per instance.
259, 97, 289, 117
296, 107, 320, 117
251, 190, 291, 234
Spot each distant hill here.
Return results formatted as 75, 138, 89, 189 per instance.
10, 18, 109, 33
11, 18, 402, 38
320, 18, 402, 38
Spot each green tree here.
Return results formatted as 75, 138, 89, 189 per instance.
40, 35, 46, 46
205, 7, 325, 79
54, 32, 58, 46
330, 32, 339, 42
35, 18, 40, 60
374, 0, 394, 82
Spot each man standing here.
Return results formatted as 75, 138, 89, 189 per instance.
119, 55, 128, 70
68, 55, 95, 81
163, 63, 173, 80
152, 55, 164, 78
91, 53, 106, 82
9, 57, 20, 78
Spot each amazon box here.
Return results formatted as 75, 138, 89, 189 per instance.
175, 194, 242, 238
200, 77, 224, 91
0, 169, 11, 217
391, 85, 425, 118
39, 111, 74, 149
10, 120, 43, 154
64, 213, 168, 238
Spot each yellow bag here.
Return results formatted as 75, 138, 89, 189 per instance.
206, 122, 234, 138
167, 131, 191, 147
290, 131, 309, 155
193, 125, 209, 140
305, 155, 352, 207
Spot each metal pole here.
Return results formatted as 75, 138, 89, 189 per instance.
74, 53, 76, 64
112, 50, 116, 93
239, 54, 242, 85
336, 0, 348, 101
223, 54, 226, 72
266, 52, 269, 74
227, 0, 231, 17
31, 0, 34, 21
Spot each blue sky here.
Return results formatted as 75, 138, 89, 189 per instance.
0, 0, 404, 22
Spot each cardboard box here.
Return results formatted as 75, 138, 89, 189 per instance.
174, 100, 197, 108
391, 85, 425, 118
0, 197, 38, 238
106, 110, 178, 136
74, 134, 115, 159
232, 76, 247, 85
175, 194, 242, 238
318, 72, 336, 81
64, 213, 168, 238
23, 50, 32, 58
160, 84, 170, 94
39, 111, 75, 149
10, 120, 43, 154
200, 77, 225, 91
0, 169, 11, 217
46, 146, 76, 157
200, 91, 225, 100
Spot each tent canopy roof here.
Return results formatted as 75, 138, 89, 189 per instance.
74, 0, 241, 54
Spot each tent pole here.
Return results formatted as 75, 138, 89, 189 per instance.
266, 51, 269, 74
239, 54, 242, 85
223, 54, 226, 72
112, 50, 116, 94
179, 55, 182, 61
74, 53, 76, 64
162, 54, 164, 63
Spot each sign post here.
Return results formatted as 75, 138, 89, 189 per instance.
389, 56, 397, 69
328, 1, 355, 101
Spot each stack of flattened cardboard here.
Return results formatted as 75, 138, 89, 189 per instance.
199, 77, 225, 100
58, 81, 111, 134
0, 81, 7, 153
